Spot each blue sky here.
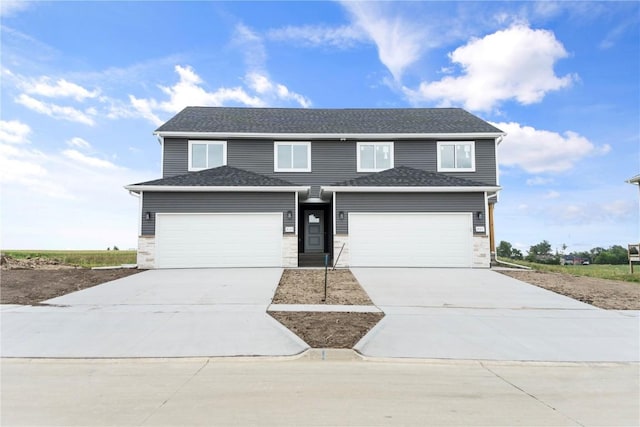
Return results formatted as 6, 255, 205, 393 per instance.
1, 1, 638, 253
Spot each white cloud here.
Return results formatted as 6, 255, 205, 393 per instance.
407, 25, 575, 111
0, 119, 31, 144
0, 0, 30, 16
526, 176, 554, 186
62, 149, 117, 169
22, 76, 100, 101
544, 190, 560, 199
341, 2, 428, 81
267, 24, 367, 49
15, 94, 96, 125
494, 121, 608, 173
130, 65, 310, 125
66, 137, 91, 150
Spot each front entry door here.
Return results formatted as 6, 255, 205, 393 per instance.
304, 210, 324, 253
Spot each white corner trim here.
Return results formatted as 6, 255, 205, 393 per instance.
125, 185, 310, 194
155, 131, 506, 140
294, 191, 299, 235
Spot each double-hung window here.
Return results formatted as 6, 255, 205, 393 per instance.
437, 141, 475, 172
274, 141, 311, 172
357, 142, 394, 172
188, 140, 227, 171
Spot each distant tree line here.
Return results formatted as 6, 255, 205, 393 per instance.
497, 240, 630, 265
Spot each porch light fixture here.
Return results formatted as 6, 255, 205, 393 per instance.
338, 211, 345, 220
144, 211, 152, 220
476, 211, 483, 220
286, 210, 293, 219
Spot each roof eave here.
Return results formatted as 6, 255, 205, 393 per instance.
154, 131, 506, 140
321, 185, 501, 196
124, 185, 310, 194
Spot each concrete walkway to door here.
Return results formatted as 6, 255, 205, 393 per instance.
1, 269, 308, 358
352, 268, 639, 362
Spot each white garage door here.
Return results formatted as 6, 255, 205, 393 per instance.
349, 213, 473, 267
155, 213, 282, 268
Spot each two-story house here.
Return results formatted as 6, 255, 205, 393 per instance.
125, 107, 503, 269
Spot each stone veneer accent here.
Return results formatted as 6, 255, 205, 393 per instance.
333, 234, 350, 268
137, 235, 155, 269
282, 234, 298, 267
472, 235, 490, 268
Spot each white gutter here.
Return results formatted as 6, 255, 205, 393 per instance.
321, 185, 501, 197
124, 185, 310, 194
154, 131, 506, 140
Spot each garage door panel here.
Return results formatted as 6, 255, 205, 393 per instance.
349, 213, 472, 267
156, 213, 282, 268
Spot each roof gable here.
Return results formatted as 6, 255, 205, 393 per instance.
130, 165, 297, 187
330, 166, 490, 187
155, 107, 503, 135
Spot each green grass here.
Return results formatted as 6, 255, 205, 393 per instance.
498, 258, 640, 283
2, 250, 136, 268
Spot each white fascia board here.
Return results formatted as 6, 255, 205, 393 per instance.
155, 131, 506, 140
124, 185, 310, 194
321, 186, 501, 195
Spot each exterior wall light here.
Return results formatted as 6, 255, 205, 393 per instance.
145, 211, 152, 220
476, 211, 483, 220
286, 210, 293, 219
338, 211, 345, 220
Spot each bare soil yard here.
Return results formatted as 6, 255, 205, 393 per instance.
1, 255, 141, 305
269, 269, 383, 348
499, 269, 640, 310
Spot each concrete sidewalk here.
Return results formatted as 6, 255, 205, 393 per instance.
2, 358, 638, 426
353, 268, 640, 362
1, 269, 308, 358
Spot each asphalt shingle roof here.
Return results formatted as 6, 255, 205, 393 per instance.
330, 166, 492, 187
131, 165, 298, 187
155, 107, 503, 135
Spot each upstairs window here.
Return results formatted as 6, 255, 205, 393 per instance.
357, 142, 394, 172
188, 140, 226, 171
274, 141, 311, 172
437, 141, 475, 172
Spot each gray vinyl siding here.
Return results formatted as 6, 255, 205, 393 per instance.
335, 192, 486, 234
141, 192, 295, 235
163, 139, 188, 177
162, 138, 497, 188
394, 139, 496, 185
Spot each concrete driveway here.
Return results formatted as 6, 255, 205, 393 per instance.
1, 269, 308, 358
352, 268, 639, 362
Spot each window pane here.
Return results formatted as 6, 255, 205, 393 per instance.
375, 144, 391, 169
360, 145, 375, 169
207, 144, 224, 167
292, 145, 308, 169
456, 144, 472, 169
277, 144, 292, 169
192, 144, 207, 168
440, 145, 455, 169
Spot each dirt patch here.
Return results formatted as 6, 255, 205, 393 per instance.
499, 270, 640, 310
269, 269, 383, 348
1, 269, 141, 305
272, 269, 373, 305
269, 312, 384, 348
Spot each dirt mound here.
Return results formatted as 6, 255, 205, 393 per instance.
0, 254, 78, 270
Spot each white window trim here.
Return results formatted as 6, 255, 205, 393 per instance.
274, 141, 311, 172
188, 140, 227, 171
356, 141, 394, 172
436, 141, 476, 172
